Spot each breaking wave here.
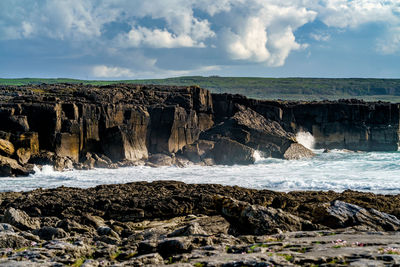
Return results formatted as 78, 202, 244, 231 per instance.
2, 150, 400, 194
296, 131, 315, 149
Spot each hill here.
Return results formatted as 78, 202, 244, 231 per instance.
1, 76, 400, 102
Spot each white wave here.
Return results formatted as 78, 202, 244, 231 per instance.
296, 131, 315, 149
2, 151, 400, 194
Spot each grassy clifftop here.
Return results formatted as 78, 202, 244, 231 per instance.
1, 76, 400, 101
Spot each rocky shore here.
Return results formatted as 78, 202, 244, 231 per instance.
0, 83, 398, 176
1, 181, 400, 266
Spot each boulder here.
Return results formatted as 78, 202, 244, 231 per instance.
93, 154, 112, 168
313, 200, 400, 231
2, 207, 40, 231
34, 226, 68, 240
215, 196, 315, 235
0, 232, 30, 249
202, 104, 313, 160
29, 151, 55, 165
147, 153, 174, 166
0, 138, 15, 156
0, 155, 32, 177
82, 153, 95, 169
16, 147, 31, 165
54, 156, 74, 171
181, 140, 215, 163
283, 143, 315, 160
212, 138, 255, 165
182, 143, 201, 163
157, 237, 192, 258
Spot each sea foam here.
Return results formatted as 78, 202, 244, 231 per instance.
1, 150, 400, 194
296, 131, 315, 149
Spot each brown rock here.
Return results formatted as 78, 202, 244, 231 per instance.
16, 132, 39, 155
55, 132, 80, 162
215, 196, 316, 235
0, 138, 15, 156
16, 147, 31, 165
283, 143, 315, 160
2, 207, 40, 231
0, 155, 32, 176
313, 200, 400, 231
212, 138, 255, 165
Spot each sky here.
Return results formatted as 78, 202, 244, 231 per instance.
0, 0, 399, 79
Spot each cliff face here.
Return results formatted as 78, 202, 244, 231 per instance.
213, 94, 400, 151
0, 84, 397, 176
0, 84, 214, 175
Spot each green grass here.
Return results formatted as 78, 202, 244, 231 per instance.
2, 76, 400, 102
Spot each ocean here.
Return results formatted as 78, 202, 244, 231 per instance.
1, 149, 400, 194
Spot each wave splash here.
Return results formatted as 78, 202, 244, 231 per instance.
296, 131, 315, 150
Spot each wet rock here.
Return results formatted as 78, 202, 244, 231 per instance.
0, 155, 32, 177
2, 208, 40, 231
53, 156, 74, 171
181, 143, 201, 163
29, 151, 55, 165
203, 104, 312, 160
93, 154, 112, 168
283, 143, 315, 160
147, 153, 174, 166
314, 200, 400, 231
212, 138, 255, 165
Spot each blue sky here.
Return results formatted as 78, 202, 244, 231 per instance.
1, 0, 399, 79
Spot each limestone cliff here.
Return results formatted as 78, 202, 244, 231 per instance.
0, 83, 397, 176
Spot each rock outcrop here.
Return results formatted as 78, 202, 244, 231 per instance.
0, 83, 398, 175
1, 181, 400, 266
213, 94, 400, 151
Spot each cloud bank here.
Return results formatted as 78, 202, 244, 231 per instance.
0, 0, 399, 78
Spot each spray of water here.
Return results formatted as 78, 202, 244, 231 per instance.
295, 131, 315, 150
253, 150, 263, 162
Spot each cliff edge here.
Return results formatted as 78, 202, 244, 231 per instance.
0, 84, 398, 176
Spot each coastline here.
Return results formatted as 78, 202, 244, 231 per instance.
1, 181, 400, 266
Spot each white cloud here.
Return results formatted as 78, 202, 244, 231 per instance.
222, 1, 316, 66
310, 33, 331, 42
1, 0, 400, 73
92, 65, 135, 78
377, 27, 400, 54
315, 0, 399, 29
118, 26, 204, 48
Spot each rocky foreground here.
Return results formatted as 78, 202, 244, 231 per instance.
1, 181, 400, 266
0, 83, 398, 176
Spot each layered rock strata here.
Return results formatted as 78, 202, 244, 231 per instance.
0, 84, 398, 175
1, 181, 400, 266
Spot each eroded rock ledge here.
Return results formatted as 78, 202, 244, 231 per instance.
1, 181, 400, 266
0, 83, 398, 176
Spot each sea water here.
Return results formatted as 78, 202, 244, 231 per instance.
1, 149, 400, 194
